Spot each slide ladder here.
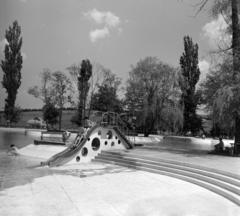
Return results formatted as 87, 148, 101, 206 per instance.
113, 126, 133, 149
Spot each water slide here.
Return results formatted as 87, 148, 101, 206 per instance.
40, 135, 81, 166
45, 125, 99, 167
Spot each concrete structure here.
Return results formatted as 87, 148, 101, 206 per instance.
19, 124, 131, 166
2, 112, 239, 215
1, 148, 240, 216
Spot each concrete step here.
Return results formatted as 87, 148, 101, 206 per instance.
95, 155, 240, 196
97, 153, 240, 188
92, 151, 240, 206
101, 150, 240, 180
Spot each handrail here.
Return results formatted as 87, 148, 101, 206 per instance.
98, 111, 135, 145
90, 111, 105, 123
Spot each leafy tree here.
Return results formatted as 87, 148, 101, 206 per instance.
157, 100, 183, 135
11, 105, 22, 124
1, 20, 23, 124
70, 111, 81, 126
77, 59, 92, 125
66, 61, 103, 117
179, 36, 201, 135
42, 103, 59, 129
51, 71, 74, 130
196, 0, 240, 150
91, 69, 123, 112
125, 56, 182, 137
28, 68, 54, 105
88, 63, 105, 116
199, 62, 235, 136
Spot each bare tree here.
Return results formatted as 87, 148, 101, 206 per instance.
28, 68, 54, 105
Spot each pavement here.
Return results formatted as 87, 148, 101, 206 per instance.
1, 146, 240, 216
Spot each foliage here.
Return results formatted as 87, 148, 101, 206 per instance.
157, 100, 183, 134
28, 68, 54, 105
51, 70, 74, 130
67, 62, 106, 119
1, 20, 23, 123
125, 56, 182, 137
91, 69, 123, 113
28, 69, 74, 130
196, 0, 240, 147
70, 111, 81, 126
179, 35, 201, 135
42, 103, 59, 129
10, 105, 22, 124
77, 59, 92, 126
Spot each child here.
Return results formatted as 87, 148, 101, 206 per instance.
6, 144, 20, 156
62, 130, 71, 142
70, 127, 85, 149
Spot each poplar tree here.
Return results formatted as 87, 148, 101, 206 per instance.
1, 20, 23, 124
179, 36, 201, 135
77, 59, 92, 125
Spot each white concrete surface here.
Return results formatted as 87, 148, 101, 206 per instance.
0, 152, 239, 216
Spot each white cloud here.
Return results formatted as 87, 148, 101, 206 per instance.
90, 27, 110, 42
199, 60, 210, 81
21, 51, 27, 61
104, 11, 121, 27
83, 8, 120, 27
118, 27, 123, 35
0, 38, 8, 51
0, 38, 27, 61
201, 15, 229, 47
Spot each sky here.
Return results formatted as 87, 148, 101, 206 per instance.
0, 0, 227, 110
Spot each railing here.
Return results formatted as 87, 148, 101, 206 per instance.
90, 111, 105, 124
98, 111, 135, 145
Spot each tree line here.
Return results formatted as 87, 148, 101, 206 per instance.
1, 1, 240, 148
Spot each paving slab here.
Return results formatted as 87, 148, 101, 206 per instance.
1, 150, 240, 216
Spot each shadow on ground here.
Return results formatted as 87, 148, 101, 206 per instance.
137, 146, 213, 157
0, 153, 136, 192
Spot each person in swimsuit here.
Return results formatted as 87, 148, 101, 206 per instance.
6, 144, 20, 156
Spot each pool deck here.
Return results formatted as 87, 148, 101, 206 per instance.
1, 144, 240, 216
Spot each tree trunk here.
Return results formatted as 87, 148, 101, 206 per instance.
234, 115, 240, 153
59, 108, 62, 131
144, 113, 157, 137
231, 0, 240, 153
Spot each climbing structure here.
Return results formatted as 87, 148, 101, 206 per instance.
40, 112, 134, 167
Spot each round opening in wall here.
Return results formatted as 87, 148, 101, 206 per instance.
76, 156, 80, 162
98, 130, 102, 135
92, 137, 100, 151
115, 136, 118, 139
118, 140, 121, 144
111, 141, 115, 146
105, 141, 108, 145
106, 130, 113, 139
88, 138, 90, 141
81, 147, 88, 156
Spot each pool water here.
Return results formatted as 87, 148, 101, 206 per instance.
0, 128, 41, 151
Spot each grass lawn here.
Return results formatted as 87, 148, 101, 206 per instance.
0, 110, 77, 130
